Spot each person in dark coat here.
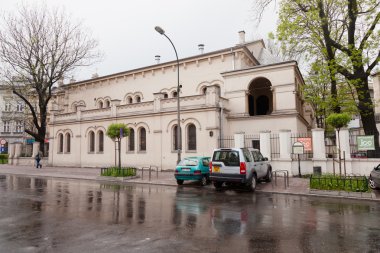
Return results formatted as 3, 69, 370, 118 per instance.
35, 153, 42, 168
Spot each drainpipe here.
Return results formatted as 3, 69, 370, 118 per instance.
231, 48, 235, 70
219, 101, 223, 148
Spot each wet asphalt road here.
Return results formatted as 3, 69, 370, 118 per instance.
0, 175, 379, 253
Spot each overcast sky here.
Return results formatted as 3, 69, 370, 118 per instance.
2, 0, 278, 81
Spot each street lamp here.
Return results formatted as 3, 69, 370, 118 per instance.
155, 26, 181, 165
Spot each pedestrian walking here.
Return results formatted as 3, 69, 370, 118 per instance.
35, 152, 42, 168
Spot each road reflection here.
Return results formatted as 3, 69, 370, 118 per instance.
0, 175, 379, 253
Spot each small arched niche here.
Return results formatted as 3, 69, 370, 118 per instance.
247, 77, 273, 116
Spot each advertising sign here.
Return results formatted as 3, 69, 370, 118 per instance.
297, 137, 312, 151
26, 138, 35, 144
357, 135, 375, 151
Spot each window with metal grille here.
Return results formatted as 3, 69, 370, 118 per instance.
187, 124, 196, 151
58, 133, 64, 153
139, 128, 146, 151
65, 133, 71, 153
173, 125, 182, 151
89, 131, 95, 152
128, 128, 135, 151
98, 131, 104, 152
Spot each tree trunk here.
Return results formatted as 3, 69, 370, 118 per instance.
355, 76, 380, 158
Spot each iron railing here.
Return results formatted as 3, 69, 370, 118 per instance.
100, 167, 137, 177
310, 175, 369, 192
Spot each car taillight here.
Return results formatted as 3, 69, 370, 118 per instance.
240, 162, 246, 175
209, 162, 212, 173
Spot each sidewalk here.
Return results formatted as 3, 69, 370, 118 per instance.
0, 164, 379, 201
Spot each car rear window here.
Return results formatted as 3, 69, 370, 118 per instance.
213, 150, 240, 166
178, 159, 198, 166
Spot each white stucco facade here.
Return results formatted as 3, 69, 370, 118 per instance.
48, 33, 313, 170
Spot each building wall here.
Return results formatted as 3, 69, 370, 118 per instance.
0, 85, 26, 149
49, 39, 312, 169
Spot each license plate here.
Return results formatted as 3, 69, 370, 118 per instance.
213, 166, 220, 172
182, 168, 190, 172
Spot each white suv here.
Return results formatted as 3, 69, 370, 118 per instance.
209, 148, 272, 191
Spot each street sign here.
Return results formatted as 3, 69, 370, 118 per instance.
0, 139, 6, 145
293, 141, 304, 154
357, 135, 375, 151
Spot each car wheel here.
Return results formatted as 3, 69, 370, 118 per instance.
369, 176, 377, 189
246, 174, 257, 192
176, 179, 184, 185
213, 181, 223, 189
264, 169, 272, 182
200, 176, 208, 186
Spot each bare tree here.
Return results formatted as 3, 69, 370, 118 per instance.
0, 4, 99, 153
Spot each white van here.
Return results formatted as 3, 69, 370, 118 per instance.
209, 148, 272, 191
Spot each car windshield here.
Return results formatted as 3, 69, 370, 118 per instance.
178, 159, 198, 166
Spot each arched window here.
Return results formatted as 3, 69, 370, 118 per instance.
248, 77, 273, 116
58, 133, 64, 153
97, 101, 103, 109
139, 127, 146, 151
202, 87, 207, 95
256, 95, 269, 115
163, 93, 168, 99
136, 96, 141, 103
172, 125, 182, 151
172, 91, 178, 97
105, 100, 110, 108
187, 124, 196, 151
127, 96, 133, 104
65, 133, 71, 153
98, 131, 104, 152
128, 128, 135, 151
89, 131, 95, 152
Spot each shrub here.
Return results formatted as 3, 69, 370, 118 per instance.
310, 174, 370, 192
0, 154, 8, 164
101, 167, 137, 177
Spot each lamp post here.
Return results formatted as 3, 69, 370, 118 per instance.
155, 26, 181, 165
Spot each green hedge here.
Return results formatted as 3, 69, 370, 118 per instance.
0, 154, 8, 164
310, 174, 369, 192
100, 167, 137, 177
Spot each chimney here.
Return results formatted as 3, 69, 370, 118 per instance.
198, 44, 205, 54
238, 31, 245, 44
155, 55, 161, 64
70, 76, 76, 83
92, 73, 99, 79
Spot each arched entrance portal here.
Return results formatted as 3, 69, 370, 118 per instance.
248, 77, 273, 116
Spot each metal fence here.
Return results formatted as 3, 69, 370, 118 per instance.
310, 175, 369, 192
325, 131, 336, 158
291, 132, 313, 160
100, 167, 137, 177
19, 143, 49, 158
270, 134, 280, 159
349, 128, 380, 158
245, 134, 260, 149
218, 136, 234, 148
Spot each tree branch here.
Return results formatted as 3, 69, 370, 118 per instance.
359, 11, 380, 50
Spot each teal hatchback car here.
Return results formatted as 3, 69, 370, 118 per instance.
174, 156, 211, 186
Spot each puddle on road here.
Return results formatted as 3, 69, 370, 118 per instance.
0, 175, 379, 253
